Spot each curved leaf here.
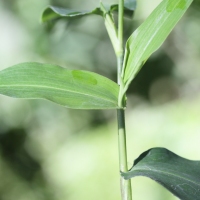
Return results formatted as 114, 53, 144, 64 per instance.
0, 63, 119, 109
41, 0, 136, 22
121, 148, 200, 200
122, 0, 193, 92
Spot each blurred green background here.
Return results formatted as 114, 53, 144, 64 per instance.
0, 0, 200, 199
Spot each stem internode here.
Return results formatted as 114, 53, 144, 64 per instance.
117, 1, 132, 199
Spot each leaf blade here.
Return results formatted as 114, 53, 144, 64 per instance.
123, 0, 193, 89
41, 0, 136, 23
121, 148, 200, 200
41, 6, 102, 22
0, 63, 119, 109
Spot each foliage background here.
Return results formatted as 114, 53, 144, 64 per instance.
0, 0, 200, 199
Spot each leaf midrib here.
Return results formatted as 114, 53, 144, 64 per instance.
133, 166, 200, 186
0, 84, 118, 106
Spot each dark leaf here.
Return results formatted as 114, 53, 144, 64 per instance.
121, 148, 200, 200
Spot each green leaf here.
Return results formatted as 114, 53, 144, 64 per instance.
100, 2, 120, 55
0, 63, 120, 109
122, 0, 193, 92
121, 148, 200, 200
41, 6, 102, 23
41, 0, 136, 22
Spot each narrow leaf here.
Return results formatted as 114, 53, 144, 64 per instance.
41, 0, 136, 22
123, 0, 193, 91
100, 2, 120, 55
121, 148, 200, 200
0, 63, 119, 109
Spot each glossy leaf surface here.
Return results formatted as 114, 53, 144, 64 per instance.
41, 0, 136, 22
0, 63, 119, 109
121, 148, 200, 200
122, 0, 193, 91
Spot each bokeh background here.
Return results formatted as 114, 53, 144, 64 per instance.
0, 0, 200, 199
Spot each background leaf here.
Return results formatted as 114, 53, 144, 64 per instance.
121, 148, 200, 200
0, 63, 119, 109
41, 0, 136, 22
122, 0, 193, 91
41, 6, 102, 22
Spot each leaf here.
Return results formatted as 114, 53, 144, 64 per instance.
41, 0, 136, 22
41, 6, 102, 23
100, 2, 120, 55
122, 0, 193, 92
121, 148, 200, 200
0, 63, 120, 109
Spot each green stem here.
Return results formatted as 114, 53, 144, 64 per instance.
117, 0, 132, 200
117, 0, 124, 84
117, 109, 132, 200
118, 0, 124, 53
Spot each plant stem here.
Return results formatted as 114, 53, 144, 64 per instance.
117, 109, 132, 200
117, 0, 132, 200
117, 0, 124, 84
